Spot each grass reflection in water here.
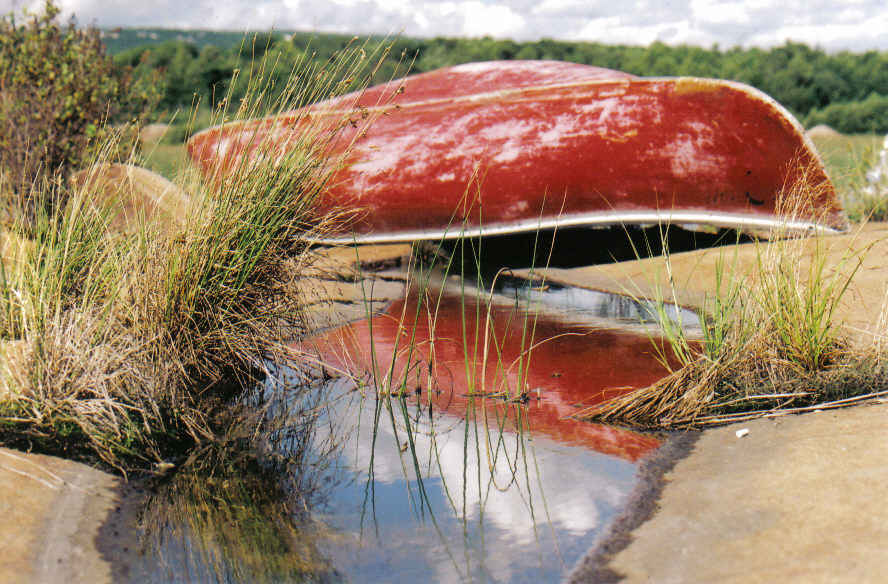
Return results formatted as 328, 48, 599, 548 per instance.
138, 378, 344, 583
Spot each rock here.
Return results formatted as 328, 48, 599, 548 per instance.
291, 244, 412, 332
0, 229, 32, 269
70, 163, 190, 235
806, 124, 842, 138
0, 446, 145, 584
302, 243, 413, 279
138, 123, 170, 144
604, 404, 888, 583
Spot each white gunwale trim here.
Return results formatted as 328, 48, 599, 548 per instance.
312, 210, 843, 245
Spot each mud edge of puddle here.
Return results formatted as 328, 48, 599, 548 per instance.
566, 430, 701, 584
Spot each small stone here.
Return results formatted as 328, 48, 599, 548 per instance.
735, 428, 750, 438
139, 123, 170, 144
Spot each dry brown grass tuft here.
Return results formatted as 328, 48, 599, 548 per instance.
0, 40, 401, 469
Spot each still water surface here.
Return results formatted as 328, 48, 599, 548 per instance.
308, 377, 639, 583
139, 281, 692, 583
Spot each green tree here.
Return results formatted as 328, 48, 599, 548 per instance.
106, 30, 888, 137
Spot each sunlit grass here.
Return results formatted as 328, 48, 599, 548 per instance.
812, 132, 885, 222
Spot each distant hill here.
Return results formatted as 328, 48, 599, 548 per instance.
100, 28, 288, 54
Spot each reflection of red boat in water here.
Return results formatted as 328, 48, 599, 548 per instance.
294, 287, 668, 462
189, 60, 846, 243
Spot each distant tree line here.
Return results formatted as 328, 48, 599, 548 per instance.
111, 31, 888, 134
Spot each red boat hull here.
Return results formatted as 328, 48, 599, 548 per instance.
294, 287, 665, 462
188, 61, 845, 242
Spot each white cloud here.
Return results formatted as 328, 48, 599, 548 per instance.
747, 17, 888, 51
532, 0, 602, 17
691, 0, 754, 26
457, 2, 526, 37
1, 0, 887, 51
571, 16, 710, 46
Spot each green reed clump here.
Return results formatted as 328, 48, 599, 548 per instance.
583, 172, 888, 429
0, 40, 397, 469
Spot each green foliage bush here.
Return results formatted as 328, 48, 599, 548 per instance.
805, 92, 888, 134
0, 1, 157, 210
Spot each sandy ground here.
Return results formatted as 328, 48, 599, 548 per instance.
571, 402, 888, 583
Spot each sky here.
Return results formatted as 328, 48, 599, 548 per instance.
3, 0, 888, 52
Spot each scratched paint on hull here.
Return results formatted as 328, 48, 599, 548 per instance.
188, 61, 846, 242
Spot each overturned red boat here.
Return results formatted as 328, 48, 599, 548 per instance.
188, 60, 847, 243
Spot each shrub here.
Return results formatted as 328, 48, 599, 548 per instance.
805, 92, 888, 134
0, 1, 156, 215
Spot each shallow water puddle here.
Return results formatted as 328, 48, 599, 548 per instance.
497, 278, 702, 334
287, 282, 689, 582
135, 281, 693, 583
307, 378, 642, 583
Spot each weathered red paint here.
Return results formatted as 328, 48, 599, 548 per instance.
294, 289, 665, 462
189, 61, 846, 242
335, 60, 637, 107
